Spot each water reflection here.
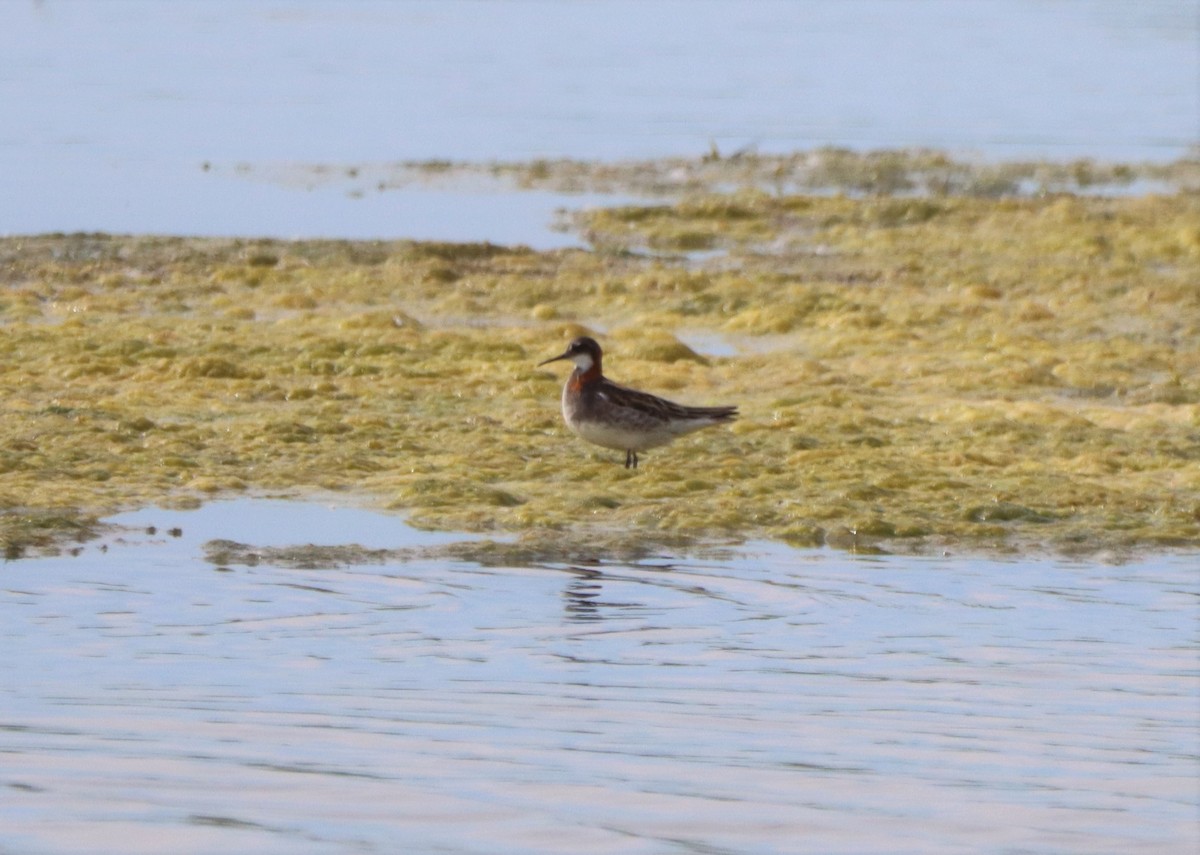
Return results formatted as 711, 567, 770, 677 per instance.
562, 566, 606, 622
1, 501, 1196, 853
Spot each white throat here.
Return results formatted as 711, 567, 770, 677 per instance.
570, 352, 594, 372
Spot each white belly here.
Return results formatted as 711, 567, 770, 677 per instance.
567, 415, 674, 452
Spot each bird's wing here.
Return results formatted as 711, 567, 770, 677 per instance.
598, 380, 737, 423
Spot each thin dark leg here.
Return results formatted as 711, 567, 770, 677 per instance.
624, 450, 632, 468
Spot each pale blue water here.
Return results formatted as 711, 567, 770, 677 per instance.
1, 500, 1196, 854
2, 0, 1196, 241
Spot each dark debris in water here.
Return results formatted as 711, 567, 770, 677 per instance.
432, 534, 742, 568
201, 532, 747, 571
204, 539, 408, 570
1, 510, 101, 560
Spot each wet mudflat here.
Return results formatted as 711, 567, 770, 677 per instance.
2, 500, 1195, 854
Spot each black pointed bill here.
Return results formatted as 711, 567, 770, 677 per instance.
537, 348, 572, 367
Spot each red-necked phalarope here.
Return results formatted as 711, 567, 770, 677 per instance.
538, 336, 738, 468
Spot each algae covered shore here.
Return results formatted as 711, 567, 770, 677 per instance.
2, 156, 1197, 557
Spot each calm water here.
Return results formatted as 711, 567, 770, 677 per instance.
2, 500, 1196, 854
3, 0, 1197, 241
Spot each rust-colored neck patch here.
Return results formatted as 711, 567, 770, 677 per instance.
568, 364, 601, 393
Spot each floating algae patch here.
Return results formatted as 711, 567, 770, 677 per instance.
1, 190, 1197, 556
203, 538, 406, 570
232, 147, 1200, 199
0, 508, 100, 559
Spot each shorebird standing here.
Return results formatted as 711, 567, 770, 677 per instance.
538, 336, 738, 468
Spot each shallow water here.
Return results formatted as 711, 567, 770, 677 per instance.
2, 500, 1196, 854
4, 0, 1196, 241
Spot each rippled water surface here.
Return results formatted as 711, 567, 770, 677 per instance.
2, 501, 1196, 854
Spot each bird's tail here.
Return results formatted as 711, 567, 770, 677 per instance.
680, 404, 738, 422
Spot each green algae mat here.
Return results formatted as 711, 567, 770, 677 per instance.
2, 190, 1197, 556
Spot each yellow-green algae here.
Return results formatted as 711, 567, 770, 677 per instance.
235, 147, 1200, 199
1, 191, 1197, 557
